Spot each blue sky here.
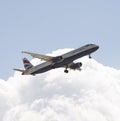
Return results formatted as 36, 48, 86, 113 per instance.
0, 0, 120, 79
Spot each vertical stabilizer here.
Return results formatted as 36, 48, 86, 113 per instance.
23, 58, 33, 70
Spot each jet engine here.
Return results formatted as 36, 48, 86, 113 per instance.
69, 62, 82, 70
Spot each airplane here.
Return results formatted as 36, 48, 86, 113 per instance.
14, 44, 99, 75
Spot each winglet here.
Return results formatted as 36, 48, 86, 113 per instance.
22, 51, 30, 54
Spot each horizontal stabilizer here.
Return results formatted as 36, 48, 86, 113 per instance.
13, 68, 25, 72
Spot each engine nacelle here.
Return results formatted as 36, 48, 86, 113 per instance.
51, 56, 63, 63
69, 62, 82, 70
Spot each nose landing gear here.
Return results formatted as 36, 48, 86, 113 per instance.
64, 65, 69, 73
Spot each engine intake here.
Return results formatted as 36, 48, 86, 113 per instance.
69, 62, 82, 70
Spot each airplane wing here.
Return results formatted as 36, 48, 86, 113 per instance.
22, 51, 53, 61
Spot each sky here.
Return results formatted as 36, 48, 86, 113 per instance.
1, 1, 120, 120
0, 0, 120, 79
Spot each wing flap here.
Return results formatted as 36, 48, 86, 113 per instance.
22, 51, 53, 61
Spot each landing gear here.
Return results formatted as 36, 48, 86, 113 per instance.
64, 69, 69, 73
78, 68, 82, 71
64, 65, 69, 73
89, 54, 92, 59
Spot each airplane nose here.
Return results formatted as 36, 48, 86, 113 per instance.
93, 45, 99, 52
96, 45, 99, 50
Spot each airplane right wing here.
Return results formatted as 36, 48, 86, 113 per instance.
22, 51, 64, 63
22, 51, 53, 61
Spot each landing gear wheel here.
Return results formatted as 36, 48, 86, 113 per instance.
89, 54, 92, 59
64, 69, 69, 73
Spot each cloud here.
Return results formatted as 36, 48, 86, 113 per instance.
0, 49, 120, 121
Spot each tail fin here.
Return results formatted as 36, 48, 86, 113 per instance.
23, 58, 33, 70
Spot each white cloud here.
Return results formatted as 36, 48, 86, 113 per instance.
1, 49, 120, 121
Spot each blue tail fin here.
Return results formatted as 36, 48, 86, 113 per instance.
23, 58, 33, 70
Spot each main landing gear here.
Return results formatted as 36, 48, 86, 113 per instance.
89, 54, 92, 59
64, 69, 69, 73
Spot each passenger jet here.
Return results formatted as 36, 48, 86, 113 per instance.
14, 44, 99, 75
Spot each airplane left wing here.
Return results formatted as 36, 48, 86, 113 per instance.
22, 51, 53, 61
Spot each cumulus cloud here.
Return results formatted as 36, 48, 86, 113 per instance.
0, 49, 120, 121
